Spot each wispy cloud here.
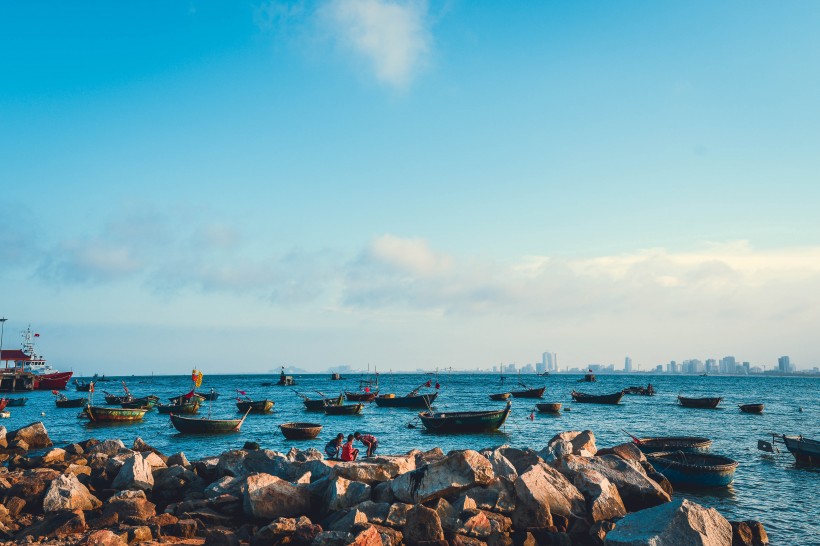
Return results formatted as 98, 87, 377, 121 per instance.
319, 0, 432, 87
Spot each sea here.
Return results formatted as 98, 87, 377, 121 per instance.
7, 373, 818, 545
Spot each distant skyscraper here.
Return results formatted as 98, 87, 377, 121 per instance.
542, 351, 557, 372
778, 356, 791, 373
624, 356, 633, 373
719, 356, 737, 374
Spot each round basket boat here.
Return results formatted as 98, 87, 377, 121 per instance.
647, 451, 738, 489
280, 422, 323, 440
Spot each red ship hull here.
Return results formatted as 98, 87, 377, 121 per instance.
34, 371, 74, 390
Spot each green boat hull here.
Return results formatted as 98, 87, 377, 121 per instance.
419, 403, 511, 433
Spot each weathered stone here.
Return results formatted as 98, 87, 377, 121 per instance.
730, 520, 769, 546
166, 518, 198, 539
5, 496, 26, 517
451, 535, 487, 546
384, 503, 413, 528
372, 481, 395, 504
123, 525, 152, 545
566, 467, 626, 522
350, 525, 383, 546
404, 504, 444, 545
597, 443, 645, 464
391, 450, 495, 503
329, 509, 368, 532
458, 510, 512, 539
10, 422, 52, 449
496, 447, 542, 474
371, 524, 402, 546
313, 530, 355, 546
112, 452, 154, 491
332, 461, 403, 484
15, 509, 86, 539
205, 528, 242, 546
325, 477, 372, 512
480, 449, 519, 482
512, 462, 584, 530
86, 439, 126, 457
82, 529, 128, 546
42, 447, 67, 464
143, 451, 166, 470
43, 472, 102, 512
590, 521, 616, 544
6, 467, 61, 508
244, 472, 310, 520
416, 447, 446, 465
167, 452, 190, 467
101, 490, 156, 523
67, 463, 92, 477
355, 501, 391, 525
605, 498, 732, 546
0, 426, 7, 448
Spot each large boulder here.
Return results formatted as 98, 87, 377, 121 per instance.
42, 473, 102, 512
390, 450, 494, 503
565, 466, 626, 522
555, 454, 670, 512
332, 455, 416, 484
513, 462, 585, 530
10, 422, 52, 449
15, 509, 87, 540
101, 490, 156, 524
730, 520, 769, 546
605, 498, 731, 546
403, 504, 445, 545
496, 446, 542, 474
86, 439, 126, 457
243, 473, 310, 520
324, 476, 372, 512
112, 452, 154, 491
479, 449, 519, 482
540, 431, 597, 462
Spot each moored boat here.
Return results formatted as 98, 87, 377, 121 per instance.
55, 395, 88, 408
375, 392, 437, 408
510, 386, 545, 398
169, 409, 249, 434
280, 422, 323, 439
623, 384, 656, 396
739, 403, 764, 414
11, 327, 74, 390
121, 395, 159, 410
169, 392, 206, 405
489, 392, 511, 401
345, 391, 377, 402
646, 451, 738, 488
74, 380, 93, 392
418, 401, 511, 433
157, 401, 200, 414
781, 435, 820, 466
571, 390, 624, 404
199, 389, 220, 401
5, 397, 27, 407
678, 395, 722, 409
535, 402, 562, 413
85, 405, 148, 423
301, 393, 344, 411
630, 435, 712, 454
104, 393, 134, 405
236, 399, 274, 413
324, 403, 364, 415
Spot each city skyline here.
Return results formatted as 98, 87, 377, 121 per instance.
3, 3, 820, 375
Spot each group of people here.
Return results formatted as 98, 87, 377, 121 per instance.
324, 431, 378, 461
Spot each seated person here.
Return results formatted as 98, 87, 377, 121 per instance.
324, 433, 344, 460
341, 434, 359, 461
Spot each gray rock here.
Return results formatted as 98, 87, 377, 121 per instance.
605, 498, 732, 546
42, 473, 102, 512
112, 452, 154, 491
324, 476, 372, 512
390, 450, 495, 503
566, 466, 627, 522
512, 462, 585, 529
10, 422, 52, 449
86, 439, 127, 457
243, 472, 310, 520
167, 452, 190, 467
403, 504, 444, 544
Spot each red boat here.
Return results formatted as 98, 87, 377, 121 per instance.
35, 371, 74, 390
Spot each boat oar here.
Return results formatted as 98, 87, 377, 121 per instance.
236, 407, 252, 431
622, 429, 642, 444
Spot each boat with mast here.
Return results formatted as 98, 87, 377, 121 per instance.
345, 364, 379, 401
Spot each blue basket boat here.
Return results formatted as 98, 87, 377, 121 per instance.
647, 451, 738, 489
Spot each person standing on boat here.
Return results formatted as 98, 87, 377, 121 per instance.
325, 433, 344, 460
341, 434, 358, 461
354, 431, 378, 457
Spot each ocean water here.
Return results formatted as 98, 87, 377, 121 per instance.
8, 373, 818, 544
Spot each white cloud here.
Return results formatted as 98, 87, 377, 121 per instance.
320, 0, 431, 87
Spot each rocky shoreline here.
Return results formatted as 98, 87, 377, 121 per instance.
0, 422, 768, 546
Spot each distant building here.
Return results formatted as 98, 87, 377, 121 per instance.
705, 359, 718, 374
521, 363, 535, 374
719, 356, 737, 374
667, 360, 678, 374
778, 356, 791, 373
542, 351, 558, 372
742, 362, 750, 374
624, 356, 633, 373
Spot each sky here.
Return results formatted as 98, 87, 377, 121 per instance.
2, 1, 819, 374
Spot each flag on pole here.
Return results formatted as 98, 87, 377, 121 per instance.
184, 389, 195, 400
34, 333, 40, 337
192, 370, 203, 388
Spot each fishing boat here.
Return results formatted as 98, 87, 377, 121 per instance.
330, 373, 344, 380
489, 392, 511, 401
345, 391, 377, 402
535, 402, 562, 413
324, 403, 364, 415
646, 451, 738, 488
279, 422, 323, 439
85, 405, 148, 423
121, 395, 159, 410
169, 392, 206, 405
55, 394, 88, 408
419, 401, 512, 433
199, 389, 220, 401
5, 397, 27, 407
677, 395, 722, 409
511, 386, 545, 398
571, 390, 624, 404
74, 380, 93, 392
375, 392, 438, 408
157, 400, 200, 414
579, 371, 597, 383
628, 435, 712, 454
169, 409, 249, 434
346, 366, 379, 400
299, 392, 344, 411
781, 435, 820, 466
739, 403, 764, 414
13, 327, 74, 390
236, 399, 274, 413
623, 384, 656, 396
277, 367, 297, 386
104, 392, 134, 405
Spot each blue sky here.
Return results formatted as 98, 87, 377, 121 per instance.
2, 1, 819, 374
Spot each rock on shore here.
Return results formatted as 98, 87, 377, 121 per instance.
0, 423, 768, 546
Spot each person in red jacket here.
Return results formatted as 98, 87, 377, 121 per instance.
341, 434, 358, 461
354, 431, 378, 457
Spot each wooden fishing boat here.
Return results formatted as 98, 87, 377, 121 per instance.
631, 436, 712, 454
623, 384, 656, 396
739, 403, 764, 414
678, 395, 722, 409
579, 372, 597, 383
5, 397, 27, 407
199, 390, 220, 401
535, 402, 562, 413
781, 435, 820, 466
236, 399, 274, 413
169, 393, 206, 405
375, 392, 438, 408
647, 451, 738, 488
345, 391, 378, 402
86, 405, 148, 423
510, 386, 545, 398
74, 379, 92, 392
169, 410, 249, 434
55, 396, 88, 408
324, 403, 364, 415
303, 394, 344, 411
104, 392, 134, 405
279, 422, 323, 439
121, 395, 159, 409
489, 392, 511, 401
571, 390, 624, 404
157, 401, 200, 414
419, 401, 511, 433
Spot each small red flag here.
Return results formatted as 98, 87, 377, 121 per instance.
184, 389, 195, 400
435, 382, 440, 389
424, 380, 432, 388
34, 333, 40, 337
364, 387, 370, 393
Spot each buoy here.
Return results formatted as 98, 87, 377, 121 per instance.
41, 412, 46, 416
799, 407, 803, 412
